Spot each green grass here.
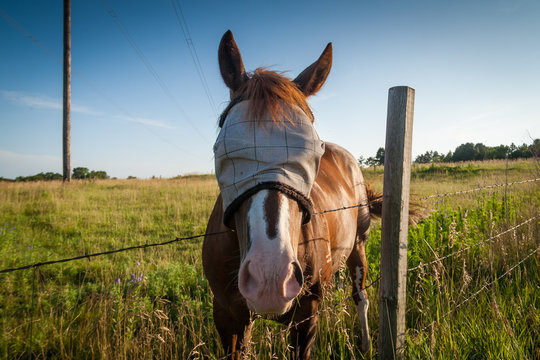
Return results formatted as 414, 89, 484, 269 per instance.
0, 159, 538, 359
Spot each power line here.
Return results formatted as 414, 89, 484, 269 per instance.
99, 0, 211, 144
170, 0, 218, 117
0, 6, 204, 159
0, 7, 60, 62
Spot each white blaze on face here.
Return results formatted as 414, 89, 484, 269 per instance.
238, 190, 303, 314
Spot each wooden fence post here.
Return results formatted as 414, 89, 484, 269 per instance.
378, 86, 415, 359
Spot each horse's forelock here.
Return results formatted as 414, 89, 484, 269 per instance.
238, 68, 314, 126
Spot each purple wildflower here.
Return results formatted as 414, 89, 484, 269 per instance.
136, 261, 140, 267
8, 227, 15, 233
116, 278, 121, 284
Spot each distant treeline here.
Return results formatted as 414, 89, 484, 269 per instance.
2, 167, 109, 182
359, 139, 539, 166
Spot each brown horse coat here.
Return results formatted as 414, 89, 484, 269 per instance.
203, 30, 378, 359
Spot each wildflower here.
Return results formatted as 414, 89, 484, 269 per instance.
116, 278, 121, 284
27, 245, 33, 250
8, 227, 15, 232
0, 230, 2, 235
137, 261, 140, 267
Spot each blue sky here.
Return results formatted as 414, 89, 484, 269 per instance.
1, 0, 539, 179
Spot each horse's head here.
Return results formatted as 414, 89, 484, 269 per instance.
215, 30, 332, 315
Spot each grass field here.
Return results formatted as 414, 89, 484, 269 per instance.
0, 159, 538, 359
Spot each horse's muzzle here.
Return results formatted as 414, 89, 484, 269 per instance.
238, 259, 304, 315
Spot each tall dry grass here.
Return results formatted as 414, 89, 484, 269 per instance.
0, 160, 538, 359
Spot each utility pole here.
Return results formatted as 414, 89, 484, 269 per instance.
63, 0, 71, 182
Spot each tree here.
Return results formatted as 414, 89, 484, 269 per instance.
509, 143, 531, 159
89, 170, 109, 179
529, 139, 540, 157
442, 151, 453, 162
366, 156, 379, 168
72, 167, 90, 179
474, 143, 487, 161
489, 145, 509, 159
375, 147, 385, 165
414, 150, 443, 164
452, 143, 476, 162
415, 151, 432, 164
15, 172, 62, 182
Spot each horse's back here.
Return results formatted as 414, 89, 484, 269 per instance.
310, 142, 370, 272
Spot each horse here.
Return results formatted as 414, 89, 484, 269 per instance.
203, 30, 382, 359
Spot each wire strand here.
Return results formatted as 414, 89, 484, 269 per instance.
170, 0, 218, 117
0, 6, 203, 159
99, 0, 210, 144
0, 231, 228, 274
414, 244, 540, 335
408, 215, 537, 272
411, 177, 540, 201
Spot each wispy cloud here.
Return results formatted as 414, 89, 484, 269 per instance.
1, 90, 101, 115
1, 90, 61, 111
114, 115, 175, 129
308, 91, 338, 106
1, 90, 173, 128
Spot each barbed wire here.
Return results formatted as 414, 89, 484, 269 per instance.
216, 274, 382, 360
0, 231, 228, 274
411, 177, 539, 201
2, 175, 537, 359
0, 185, 533, 360
413, 243, 540, 335
313, 202, 370, 215
222, 212, 537, 356
2, 177, 537, 274
408, 215, 538, 272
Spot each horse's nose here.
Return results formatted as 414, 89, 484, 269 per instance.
291, 261, 304, 289
238, 259, 304, 314
282, 260, 304, 300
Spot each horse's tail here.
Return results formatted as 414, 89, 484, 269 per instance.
365, 184, 422, 225
366, 184, 383, 219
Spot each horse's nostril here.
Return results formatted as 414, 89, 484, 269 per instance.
292, 261, 304, 287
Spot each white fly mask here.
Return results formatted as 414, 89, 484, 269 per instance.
214, 100, 325, 226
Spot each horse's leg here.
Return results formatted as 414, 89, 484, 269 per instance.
287, 293, 320, 360
347, 235, 371, 356
213, 300, 252, 360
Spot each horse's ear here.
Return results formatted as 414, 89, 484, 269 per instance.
293, 43, 332, 97
219, 30, 248, 92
